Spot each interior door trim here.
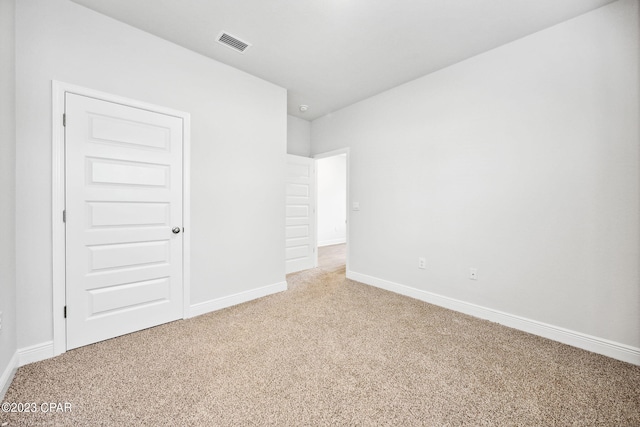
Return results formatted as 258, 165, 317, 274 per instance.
51, 80, 191, 356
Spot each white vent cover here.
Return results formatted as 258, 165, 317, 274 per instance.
217, 32, 251, 53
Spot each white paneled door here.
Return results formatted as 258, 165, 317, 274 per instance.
285, 155, 316, 273
65, 93, 184, 350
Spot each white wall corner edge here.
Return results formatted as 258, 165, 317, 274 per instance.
188, 281, 288, 318
346, 270, 640, 366
0, 352, 19, 400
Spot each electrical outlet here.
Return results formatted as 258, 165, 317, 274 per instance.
469, 268, 478, 280
418, 257, 426, 269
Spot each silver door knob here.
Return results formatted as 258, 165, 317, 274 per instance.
172, 227, 181, 234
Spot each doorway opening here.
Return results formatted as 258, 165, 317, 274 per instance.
314, 149, 349, 273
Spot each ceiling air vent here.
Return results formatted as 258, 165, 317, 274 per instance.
217, 32, 251, 53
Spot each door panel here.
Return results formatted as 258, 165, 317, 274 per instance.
88, 277, 170, 315
87, 202, 170, 228
65, 93, 183, 350
88, 158, 169, 187
285, 155, 316, 273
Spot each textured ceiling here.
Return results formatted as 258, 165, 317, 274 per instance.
71, 0, 615, 121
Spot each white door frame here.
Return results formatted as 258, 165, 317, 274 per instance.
51, 81, 191, 356
313, 148, 350, 273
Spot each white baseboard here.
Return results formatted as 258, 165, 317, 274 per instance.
9, 282, 287, 369
0, 352, 18, 400
188, 281, 288, 318
318, 238, 346, 247
18, 341, 54, 367
347, 270, 640, 366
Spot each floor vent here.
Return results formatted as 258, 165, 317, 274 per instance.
217, 32, 251, 53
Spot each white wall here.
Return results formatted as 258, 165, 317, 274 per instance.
15, 0, 286, 350
0, 0, 17, 396
287, 115, 311, 156
317, 155, 347, 246
312, 0, 639, 351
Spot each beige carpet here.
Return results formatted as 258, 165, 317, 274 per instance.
2, 255, 639, 426
317, 243, 346, 272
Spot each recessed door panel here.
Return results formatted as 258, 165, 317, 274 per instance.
87, 202, 170, 228
287, 163, 311, 179
286, 245, 310, 261
89, 114, 170, 150
89, 277, 171, 317
88, 158, 169, 187
286, 225, 309, 239
287, 183, 309, 197
286, 205, 308, 218
89, 240, 169, 272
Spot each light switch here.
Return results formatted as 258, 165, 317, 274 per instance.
352, 202, 360, 211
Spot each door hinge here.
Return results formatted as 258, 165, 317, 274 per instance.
63, 113, 66, 127
64, 306, 67, 318
63, 210, 66, 223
